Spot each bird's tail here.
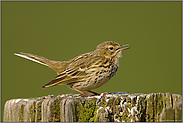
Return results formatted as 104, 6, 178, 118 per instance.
14, 52, 68, 74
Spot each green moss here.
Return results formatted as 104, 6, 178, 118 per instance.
105, 115, 109, 118
116, 112, 131, 122
115, 99, 120, 105
156, 94, 163, 109
99, 100, 106, 107
146, 94, 155, 122
52, 98, 63, 121
115, 105, 118, 111
19, 104, 25, 122
29, 102, 36, 122
126, 97, 131, 103
52, 119, 60, 122
37, 101, 43, 122
144, 94, 147, 100
127, 103, 132, 110
89, 112, 99, 122
121, 113, 128, 121
78, 100, 99, 122
163, 95, 167, 108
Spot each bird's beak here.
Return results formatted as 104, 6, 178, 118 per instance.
119, 44, 130, 50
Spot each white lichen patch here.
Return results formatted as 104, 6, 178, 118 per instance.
15, 99, 22, 103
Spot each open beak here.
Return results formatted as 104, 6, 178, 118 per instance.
119, 44, 130, 50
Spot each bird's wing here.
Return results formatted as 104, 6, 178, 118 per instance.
42, 53, 106, 88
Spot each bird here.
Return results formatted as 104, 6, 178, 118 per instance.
14, 41, 130, 97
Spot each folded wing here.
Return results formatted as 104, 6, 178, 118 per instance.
42, 53, 105, 88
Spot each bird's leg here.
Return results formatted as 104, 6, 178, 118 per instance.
87, 90, 100, 95
74, 89, 91, 97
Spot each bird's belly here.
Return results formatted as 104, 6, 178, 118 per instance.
72, 77, 110, 91
68, 65, 118, 91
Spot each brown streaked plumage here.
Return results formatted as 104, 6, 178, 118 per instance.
14, 41, 130, 96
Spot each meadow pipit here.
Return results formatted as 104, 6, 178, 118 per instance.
14, 41, 130, 96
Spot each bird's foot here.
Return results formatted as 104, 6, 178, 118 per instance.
74, 89, 92, 97
87, 90, 100, 96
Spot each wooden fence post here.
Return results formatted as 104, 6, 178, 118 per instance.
3, 92, 182, 122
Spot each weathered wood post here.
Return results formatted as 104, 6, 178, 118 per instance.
3, 92, 182, 122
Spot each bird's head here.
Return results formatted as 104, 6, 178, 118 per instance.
95, 41, 130, 58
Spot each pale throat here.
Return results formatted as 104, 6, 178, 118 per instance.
113, 50, 122, 66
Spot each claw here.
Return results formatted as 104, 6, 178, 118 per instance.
87, 90, 100, 95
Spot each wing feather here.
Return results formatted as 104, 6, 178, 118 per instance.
42, 53, 105, 88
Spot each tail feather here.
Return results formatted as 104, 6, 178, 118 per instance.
14, 52, 49, 66
14, 52, 69, 74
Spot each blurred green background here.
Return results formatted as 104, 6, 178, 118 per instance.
1, 1, 182, 120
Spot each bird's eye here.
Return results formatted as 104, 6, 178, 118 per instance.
109, 47, 114, 50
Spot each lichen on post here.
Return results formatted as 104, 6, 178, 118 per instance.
3, 92, 182, 122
